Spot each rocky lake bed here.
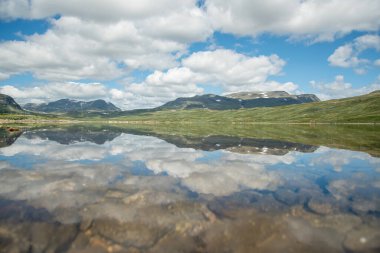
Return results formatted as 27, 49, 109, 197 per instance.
0, 126, 379, 253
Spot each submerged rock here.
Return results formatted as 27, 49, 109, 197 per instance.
343, 225, 380, 253
307, 197, 335, 215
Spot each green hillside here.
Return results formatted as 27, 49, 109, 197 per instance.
1, 91, 379, 123
111, 91, 380, 123
0, 94, 24, 114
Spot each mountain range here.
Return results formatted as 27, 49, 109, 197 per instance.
23, 99, 121, 114
157, 91, 319, 110
0, 90, 320, 114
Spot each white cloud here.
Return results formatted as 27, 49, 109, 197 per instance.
182, 49, 286, 89
123, 68, 204, 109
2, 0, 379, 42
182, 49, 298, 93
328, 44, 361, 68
1, 1, 378, 109
117, 49, 298, 109
0, 0, 30, 19
0, 73, 10, 81
328, 34, 380, 73
0, 2, 212, 81
0, 49, 296, 109
311, 75, 380, 100
206, 0, 380, 41
374, 59, 380, 67
0, 0, 378, 85
0, 0, 197, 21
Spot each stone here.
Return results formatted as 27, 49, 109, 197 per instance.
343, 225, 380, 253
307, 197, 334, 215
91, 219, 162, 248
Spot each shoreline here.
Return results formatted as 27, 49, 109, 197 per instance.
0, 119, 379, 125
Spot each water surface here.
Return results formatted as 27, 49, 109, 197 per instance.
0, 125, 379, 253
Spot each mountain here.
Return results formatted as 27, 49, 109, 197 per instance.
157, 94, 242, 110
120, 90, 380, 123
227, 91, 320, 103
0, 93, 24, 113
23, 99, 121, 114
157, 91, 320, 110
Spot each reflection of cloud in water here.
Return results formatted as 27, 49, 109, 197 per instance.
0, 138, 108, 161
0, 133, 290, 202
0, 162, 123, 213
118, 136, 291, 196
310, 147, 380, 172
1, 132, 379, 201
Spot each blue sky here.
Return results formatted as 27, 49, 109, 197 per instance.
0, 0, 379, 109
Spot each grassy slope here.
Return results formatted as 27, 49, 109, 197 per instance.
1, 91, 379, 123
110, 91, 380, 123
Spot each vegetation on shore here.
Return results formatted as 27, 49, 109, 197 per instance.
108, 91, 380, 123
2, 123, 380, 157
0, 90, 379, 124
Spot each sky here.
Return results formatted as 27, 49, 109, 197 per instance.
0, 0, 379, 109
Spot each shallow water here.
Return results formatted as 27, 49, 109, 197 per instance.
0, 126, 379, 253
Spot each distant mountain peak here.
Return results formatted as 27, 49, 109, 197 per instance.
226, 91, 320, 102
23, 98, 121, 113
226, 91, 292, 99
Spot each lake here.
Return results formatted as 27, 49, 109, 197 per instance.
0, 125, 379, 253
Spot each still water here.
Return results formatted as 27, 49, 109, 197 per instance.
0, 126, 379, 253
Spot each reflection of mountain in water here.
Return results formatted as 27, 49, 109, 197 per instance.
136, 134, 319, 155
23, 128, 121, 145
1, 126, 319, 154
0, 128, 23, 148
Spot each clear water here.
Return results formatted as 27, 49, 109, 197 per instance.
0, 126, 379, 253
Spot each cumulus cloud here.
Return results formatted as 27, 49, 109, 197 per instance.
206, 0, 380, 41
328, 34, 380, 73
0, 1, 212, 81
2, 0, 379, 42
0, 0, 196, 21
182, 49, 286, 88
123, 68, 204, 109
310, 75, 380, 100
0, 48, 298, 109
1, 1, 378, 109
0, 0, 378, 83
119, 49, 298, 109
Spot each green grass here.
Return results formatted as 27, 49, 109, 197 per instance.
1, 91, 380, 123
109, 91, 380, 123
0, 113, 71, 121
